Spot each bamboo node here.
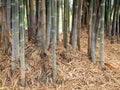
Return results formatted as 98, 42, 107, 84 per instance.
16, 31, 19, 34
101, 18, 104, 22
101, 4, 105, 6
100, 32, 104, 34
20, 23, 24, 27
11, 3, 16, 6
20, 5, 24, 8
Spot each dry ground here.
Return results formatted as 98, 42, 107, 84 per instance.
0, 28, 120, 90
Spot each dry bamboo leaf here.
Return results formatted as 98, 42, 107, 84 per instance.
0, 28, 120, 89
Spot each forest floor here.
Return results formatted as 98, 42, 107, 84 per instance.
0, 27, 120, 90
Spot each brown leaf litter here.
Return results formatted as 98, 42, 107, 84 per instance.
0, 28, 120, 90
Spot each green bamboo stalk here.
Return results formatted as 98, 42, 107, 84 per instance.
19, 0, 25, 86
15, 0, 19, 61
37, 0, 42, 52
37, 0, 46, 58
61, 0, 64, 33
0, 0, 1, 7
55, 0, 57, 45
64, 0, 69, 51
86, 2, 89, 28
29, 0, 36, 39
12, 0, 17, 71
116, 1, 119, 43
0, 0, 3, 44
1, 1, 9, 54
51, 0, 56, 80
95, 3, 100, 49
88, 0, 93, 59
68, 0, 70, 32
35, 0, 38, 29
41, 0, 46, 57
5, 0, 11, 53
0, 0, 2, 46
111, 0, 117, 43
46, 0, 51, 48
70, 0, 75, 45
91, 0, 96, 63
26, 0, 31, 41
3, 0, 7, 9
77, 0, 83, 51
23, 0, 26, 46
72, 0, 79, 54
100, 0, 105, 68
1, 3, 5, 38
108, 0, 113, 36
82, 1, 87, 26
57, 0, 60, 44
105, 0, 108, 27
106, 0, 110, 35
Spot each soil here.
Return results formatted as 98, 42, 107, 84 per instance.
0, 28, 120, 90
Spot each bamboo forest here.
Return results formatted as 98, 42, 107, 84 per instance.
0, 0, 120, 89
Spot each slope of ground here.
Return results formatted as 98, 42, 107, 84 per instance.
0, 28, 120, 90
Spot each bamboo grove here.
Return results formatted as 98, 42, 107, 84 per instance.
0, 0, 119, 86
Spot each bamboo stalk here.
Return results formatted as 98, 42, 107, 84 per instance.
91, 0, 96, 63
61, 0, 64, 33
72, 0, 79, 54
111, 0, 117, 43
29, 0, 36, 39
11, 0, 17, 71
19, 0, 25, 86
70, 0, 75, 45
100, 0, 105, 68
116, 0, 119, 43
35, 0, 38, 30
88, 0, 93, 59
26, 0, 31, 41
40, 0, 46, 57
95, 1, 100, 49
51, 0, 56, 80
57, 0, 60, 44
77, 0, 83, 51
46, 0, 51, 48
64, 0, 69, 51
109, 0, 113, 37
1, 1, 10, 54
15, 0, 19, 61
5, 0, 11, 54
116, 2, 119, 43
